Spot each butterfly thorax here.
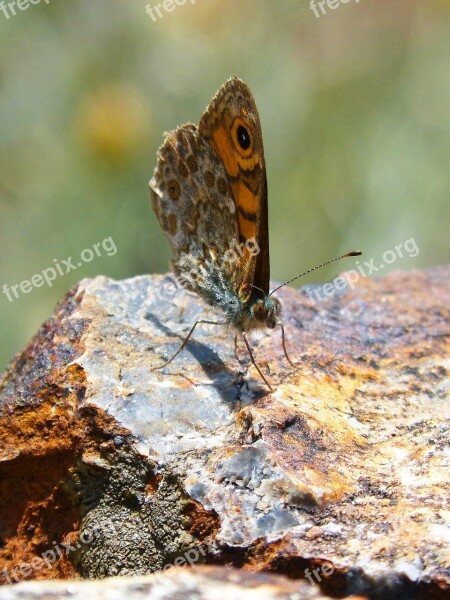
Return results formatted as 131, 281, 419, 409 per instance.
200, 273, 281, 332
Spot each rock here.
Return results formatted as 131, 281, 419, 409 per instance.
0, 266, 449, 599
0, 565, 367, 599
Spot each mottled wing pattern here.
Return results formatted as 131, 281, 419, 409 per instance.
198, 77, 270, 295
150, 123, 249, 296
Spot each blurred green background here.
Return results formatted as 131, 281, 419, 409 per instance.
0, 0, 449, 370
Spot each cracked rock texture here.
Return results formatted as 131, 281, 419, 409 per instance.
0, 266, 449, 600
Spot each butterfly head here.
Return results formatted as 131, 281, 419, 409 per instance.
249, 294, 281, 330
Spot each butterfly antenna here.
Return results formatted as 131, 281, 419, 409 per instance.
269, 251, 362, 296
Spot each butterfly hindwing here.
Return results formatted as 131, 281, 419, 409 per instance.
150, 123, 252, 295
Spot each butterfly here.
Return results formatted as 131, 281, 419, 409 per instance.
150, 77, 361, 390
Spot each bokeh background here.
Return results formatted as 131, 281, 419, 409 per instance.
0, 0, 449, 370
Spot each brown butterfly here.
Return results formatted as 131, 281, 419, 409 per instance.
150, 77, 360, 390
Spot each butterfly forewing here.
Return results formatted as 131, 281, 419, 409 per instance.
198, 77, 270, 296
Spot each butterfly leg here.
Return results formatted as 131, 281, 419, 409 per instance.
280, 323, 297, 368
241, 331, 273, 392
154, 320, 224, 370
234, 333, 244, 362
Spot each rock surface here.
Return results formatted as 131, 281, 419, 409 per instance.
0, 566, 366, 600
0, 266, 449, 599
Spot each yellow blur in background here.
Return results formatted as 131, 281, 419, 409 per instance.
0, 0, 449, 370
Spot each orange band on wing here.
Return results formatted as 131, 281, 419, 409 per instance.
231, 181, 257, 214
238, 213, 257, 240
211, 126, 239, 177
210, 125, 261, 244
